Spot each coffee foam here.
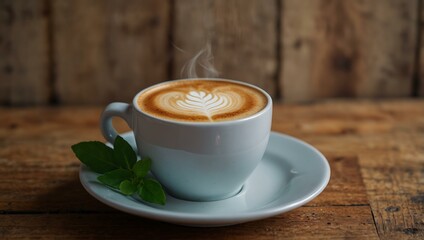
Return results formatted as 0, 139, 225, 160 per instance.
137, 80, 268, 122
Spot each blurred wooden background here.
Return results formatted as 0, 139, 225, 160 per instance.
1, 0, 423, 105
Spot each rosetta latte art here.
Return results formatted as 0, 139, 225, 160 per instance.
175, 91, 230, 120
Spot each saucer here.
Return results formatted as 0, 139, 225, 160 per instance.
79, 131, 330, 227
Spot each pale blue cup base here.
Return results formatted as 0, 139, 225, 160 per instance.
164, 185, 245, 202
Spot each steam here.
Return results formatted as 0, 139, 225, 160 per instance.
181, 42, 219, 79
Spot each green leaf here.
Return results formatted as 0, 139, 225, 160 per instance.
133, 158, 152, 178
139, 178, 166, 205
113, 135, 137, 170
119, 180, 137, 195
97, 169, 133, 189
72, 141, 118, 173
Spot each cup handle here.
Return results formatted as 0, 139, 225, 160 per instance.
100, 102, 133, 144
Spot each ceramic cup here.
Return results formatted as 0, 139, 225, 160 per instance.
100, 78, 273, 201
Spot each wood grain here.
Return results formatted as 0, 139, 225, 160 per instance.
0, 1, 422, 105
0, 0, 50, 105
273, 100, 424, 238
307, 154, 369, 207
173, 0, 278, 97
52, 0, 170, 104
0, 207, 377, 239
1, 100, 424, 238
281, 0, 418, 102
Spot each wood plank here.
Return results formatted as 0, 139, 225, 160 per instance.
307, 154, 369, 206
173, 0, 278, 97
272, 100, 424, 138
0, 206, 377, 239
281, 0, 418, 102
52, 0, 170, 104
325, 134, 424, 238
273, 100, 424, 238
358, 133, 424, 239
0, 0, 50, 105
0, 107, 108, 211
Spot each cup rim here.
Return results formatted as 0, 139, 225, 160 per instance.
132, 78, 273, 126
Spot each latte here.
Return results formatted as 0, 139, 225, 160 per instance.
137, 79, 268, 122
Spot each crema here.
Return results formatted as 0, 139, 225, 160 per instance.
137, 79, 268, 122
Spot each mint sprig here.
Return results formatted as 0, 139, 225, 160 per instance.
71, 136, 166, 205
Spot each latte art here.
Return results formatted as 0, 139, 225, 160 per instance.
175, 91, 230, 120
137, 80, 268, 122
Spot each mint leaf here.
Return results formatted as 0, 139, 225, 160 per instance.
139, 178, 166, 205
97, 169, 132, 188
72, 141, 118, 173
119, 180, 137, 195
113, 135, 137, 169
72, 137, 167, 205
133, 158, 152, 178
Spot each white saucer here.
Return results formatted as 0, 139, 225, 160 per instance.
79, 131, 330, 227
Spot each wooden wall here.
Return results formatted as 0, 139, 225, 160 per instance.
0, 0, 422, 105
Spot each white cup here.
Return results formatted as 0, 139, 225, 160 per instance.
100, 78, 272, 201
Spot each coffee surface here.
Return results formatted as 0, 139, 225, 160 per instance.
137, 80, 268, 122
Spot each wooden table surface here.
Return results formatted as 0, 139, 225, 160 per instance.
0, 100, 423, 239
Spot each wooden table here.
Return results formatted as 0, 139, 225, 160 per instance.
0, 100, 423, 239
